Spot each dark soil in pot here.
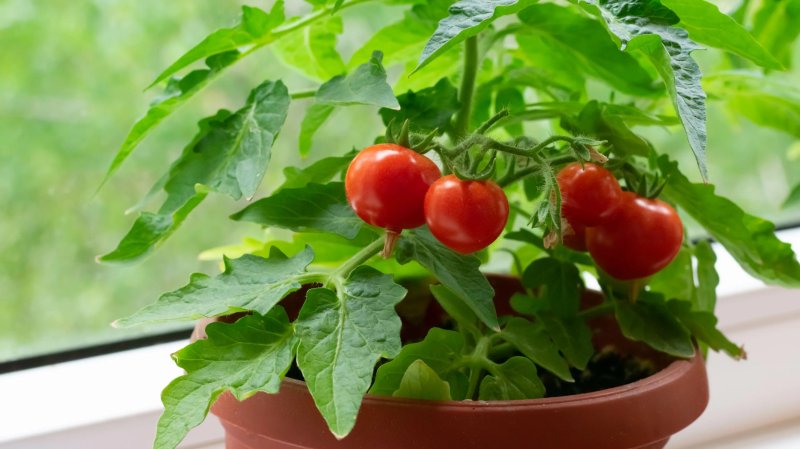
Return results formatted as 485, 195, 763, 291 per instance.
202, 275, 708, 449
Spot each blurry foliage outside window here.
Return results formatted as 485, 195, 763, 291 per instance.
1, 0, 799, 363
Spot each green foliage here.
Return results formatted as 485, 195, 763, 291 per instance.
115, 246, 314, 327
396, 228, 499, 330
89, 0, 800, 446
156, 309, 295, 449
294, 266, 406, 437
232, 182, 365, 239
392, 360, 453, 400
584, 0, 709, 180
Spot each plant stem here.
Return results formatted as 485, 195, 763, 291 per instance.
465, 336, 491, 400
329, 235, 384, 280
454, 36, 479, 140
290, 89, 317, 99
271, 0, 372, 38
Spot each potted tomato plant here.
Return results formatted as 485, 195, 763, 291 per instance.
101, 1, 800, 448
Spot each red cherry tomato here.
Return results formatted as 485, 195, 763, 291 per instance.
562, 221, 587, 252
424, 175, 509, 254
345, 144, 441, 231
557, 162, 623, 226
586, 192, 683, 280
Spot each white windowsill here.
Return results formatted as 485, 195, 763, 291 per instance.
1, 228, 799, 449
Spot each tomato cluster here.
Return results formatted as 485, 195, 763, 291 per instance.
345, 144, 508, 255
557, 163, 683, 280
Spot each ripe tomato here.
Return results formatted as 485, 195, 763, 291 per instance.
424, 175, 509, 254
557, 162, 623, 227
586, 192, 683, 280
562, 221, 587, 252
345, 143, 441, 232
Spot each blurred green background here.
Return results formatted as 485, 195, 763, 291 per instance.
0, 0, 798, 362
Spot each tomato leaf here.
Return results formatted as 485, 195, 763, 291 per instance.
517, 4, 661, 97
348, 1, 450, 69
647, 246, 695, 303
380, 78, 461, 135
155, 309, 294, 449
750, 0, 800, 69
392, 359, 453, 401
660, 0, 782, 70
295, 267, 406, 438
615, 293, 695, 358
478, 357, 545, 400
100, 81, 290, 262
585, 0, 708, 180
536, 311, 594, 370
279, 152, 355, 191
415, 0, 539, 72
660, 156, 800, 287
561, 100, 653, 157
429, 284, 480, 335
371, 327, 467, 399
316, 51, 400, 109
785, 183, 800, 209
231, 182, 363, 239
694, 241, 718, 313
396, 227, 499, 330
501, 317, 574, 381
150, 3, 285, 88
522, 257, 582, 317
115, 246, 314, 327
298, 104, 336, 157
273, 16, 346, 82
667, 300, 744, 359
100, 52, 239, 188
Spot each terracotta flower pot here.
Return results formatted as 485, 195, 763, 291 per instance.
201, 276, 709, 449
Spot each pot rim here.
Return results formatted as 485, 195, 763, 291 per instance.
277, 349, 701, 409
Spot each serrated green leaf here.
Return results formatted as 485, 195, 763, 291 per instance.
429, 284, 480, 334
615, 294, 695, 358
371, 327, 467, 398
232, 182, 361, 239
660, 156, 800, 287
396, 227, 499, 330
694, 241, 718, 313
517, 4, 661, 97
273, 16, 346, 82
154, 309, 294, 449
392, 360, 453, 401
586, 0, 708, 180
280, 152, 354, 190
537, 311, 593, 370
115, 246, 314, 327
101, 81, 290, 262
348, 1, 450, 69
751, 0, 800, 68
415, 0, 539, 72
101, 52, 240, 188
380, 78, 460, 134
660, 0, 782, 70
298, 104, 336, 157
501, 317, 573, 381
478, 357, 545, 400
667, 300, 743, 359
396, 47, 462, 92
150, 3, 285, 88
316, 51, 399, 109
295, 266, 406, 438
522, 257, 581, 317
